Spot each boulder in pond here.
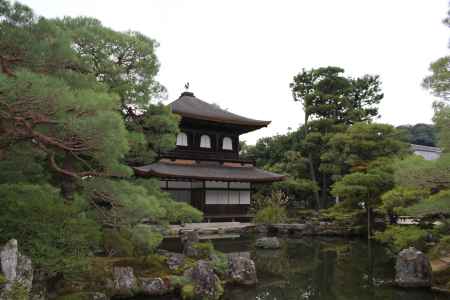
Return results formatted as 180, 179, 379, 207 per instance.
184, 260, 223, 300
395, 247, 432, 288
227, 255, 257, 285
0, 239, 33, 300
255, 237, 281, 249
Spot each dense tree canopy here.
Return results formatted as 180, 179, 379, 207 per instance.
0, 0, 200, 274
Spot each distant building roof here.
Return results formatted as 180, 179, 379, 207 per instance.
134, 161, 286, 183
411, 144, 442, 161
169, 91, 271, 131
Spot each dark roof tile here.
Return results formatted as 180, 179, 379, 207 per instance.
169, 92, 271, 128
134, 162, 285, 183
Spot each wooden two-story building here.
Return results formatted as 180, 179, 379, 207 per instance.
134, 91, 285, 221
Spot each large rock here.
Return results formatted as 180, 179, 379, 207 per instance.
184, 260, 223, 300
0, 239, 33, 300
182, 230, 201, 257
166, 252, 186, 271
111, 266, 137, 297
139, 277, 172, 296
395, 247, 432, 288
255, 237, 281, 249
227, 255, 257, 285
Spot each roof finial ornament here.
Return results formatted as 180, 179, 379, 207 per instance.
184, 82, 190, 91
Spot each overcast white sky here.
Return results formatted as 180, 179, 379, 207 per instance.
21, 0, 449, 144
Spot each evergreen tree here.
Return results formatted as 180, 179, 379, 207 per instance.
290, 67, 384, 208
0, 0, 201, 274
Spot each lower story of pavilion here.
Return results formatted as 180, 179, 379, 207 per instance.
134, 160, 285, 221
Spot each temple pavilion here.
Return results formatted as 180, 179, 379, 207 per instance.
134, 91, 285, 221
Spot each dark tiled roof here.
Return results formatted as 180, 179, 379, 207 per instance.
134, 162, 285, 183
169, 92, 271, 128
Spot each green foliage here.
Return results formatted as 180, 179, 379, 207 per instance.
211, 251, 229, 277
82, 178, 166, 227
423, 56, 450, 101
401, 190, 450, 218
381, 187, 430, 223
396, 123, 437, 147
163, 201, 204, 224
58, 16, 164, 108
0, 184, 100, 276
254, 204, 288, 224
2, 282, 29, 300
181, 284, 195, 300
135, 178, 203, 224
0, 0, 199, 278
102, 229, 135, 257
129, 225, 163, 256
434, 105, 450, 152
191, 242, 215, 259
429, 236, 450, 259
394, 154, 450, 191
325, 123, 408, 176
0, 273, 6, 284
290, 67, 383, 125
374, 225, 428, 253
331, 162, 394, 209
126, 103, 180, 165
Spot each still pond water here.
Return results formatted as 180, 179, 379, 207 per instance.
139, 236, 448, 300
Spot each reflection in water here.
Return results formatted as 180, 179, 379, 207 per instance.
153, 236, 447, 300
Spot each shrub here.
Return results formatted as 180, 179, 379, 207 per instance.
374, 225, 428, 253
191, 242, 214, 259
0, 184, 100, 276
130, 225, 163, 256
164, 201, 203, 224
253, 191, 288, 224
381, 187, 429, 223
401, 190, 450, 218
254, 205, 288, 224
429, 236, 450, 259
103, 229, 135, 256
2, 282, 28, 300
181, 284, 195, 300
210, 251, 229, 277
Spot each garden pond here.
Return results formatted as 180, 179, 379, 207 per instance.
134, 235, 448, 300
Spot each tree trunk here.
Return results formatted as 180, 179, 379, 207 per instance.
367, 206, 373, 239
321, 175, 328, 208
304, 113, 321, 210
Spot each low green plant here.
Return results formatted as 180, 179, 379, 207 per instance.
181, 284, 195, 300
191, 242, 214, 259
374, 225, 428, 253
253, 191, 288, 224
3, 282, 28, 300
0, 273, 7, 285
254, 205, 288, 224
169, 275, 191, 288
211, 251, 229, 277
